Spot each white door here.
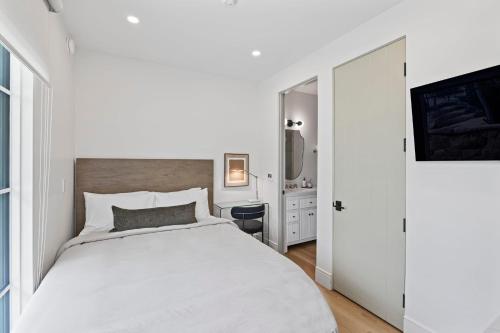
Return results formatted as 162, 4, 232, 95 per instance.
309, 209, 317, 238
333, 39, 406, 329
300, 209, 316, 239
299, 210, 311, 239
287, 221, 300, 243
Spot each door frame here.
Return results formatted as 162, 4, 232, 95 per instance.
278, 76, 318, 253
331, 36, 407, 320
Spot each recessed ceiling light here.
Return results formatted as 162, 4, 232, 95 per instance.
252, 50, 262, 57
222, 0, 238, 7
127, 16, 140, 24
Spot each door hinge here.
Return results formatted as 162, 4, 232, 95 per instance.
404, 62, 407, 77
403, 218, 406, 233
403, 138, 407, 152
403, 293, 406, 308
282, 190, 285, 195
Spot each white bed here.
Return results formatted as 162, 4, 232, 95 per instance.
15, 218, 337, 333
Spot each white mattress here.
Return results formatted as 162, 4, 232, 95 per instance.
14, 218, 337, 333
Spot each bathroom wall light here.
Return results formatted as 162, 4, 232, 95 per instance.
287, 120, 303, 127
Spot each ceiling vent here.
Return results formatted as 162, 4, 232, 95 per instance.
47, 0, 64, 13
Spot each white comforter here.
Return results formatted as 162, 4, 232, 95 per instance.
15, 218, 337, 333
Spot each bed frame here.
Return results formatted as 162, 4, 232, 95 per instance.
74, 158, 214, 236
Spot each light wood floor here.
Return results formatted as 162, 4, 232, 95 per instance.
285, 241, 401, 333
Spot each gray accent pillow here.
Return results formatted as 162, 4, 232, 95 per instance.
111, 202, 197, 232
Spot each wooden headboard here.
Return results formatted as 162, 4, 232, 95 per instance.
74, 158, 214, 236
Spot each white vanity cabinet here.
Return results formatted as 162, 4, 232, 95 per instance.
300, 208, 317, 240
285, 190, 317, 246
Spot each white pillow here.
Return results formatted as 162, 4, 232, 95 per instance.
81, 191, 155, 235
154, 188, 210, 221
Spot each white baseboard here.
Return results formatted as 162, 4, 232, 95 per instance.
404, 316, 434, 333
315, 266, 333, 289
268, 240, 279, 252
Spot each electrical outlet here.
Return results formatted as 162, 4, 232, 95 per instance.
267, 173, 273, 179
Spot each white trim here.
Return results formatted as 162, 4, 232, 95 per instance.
0, 85, 10, 96
404, 316, 435, 333
315, 266, 333, 289
278, 92, 285, 254
287, 237, 317, 247
0, 188, 10, 195
19, 66, 35, 311
0, 286, 10, 299
9, 55, 22, 327
268, 239, 279, 251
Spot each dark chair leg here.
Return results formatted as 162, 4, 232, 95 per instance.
261, 217, 264, 243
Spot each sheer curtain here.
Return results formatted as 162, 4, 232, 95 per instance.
33, 79, 52, 290
1, 24, 55, 331
6, 48, 53, 328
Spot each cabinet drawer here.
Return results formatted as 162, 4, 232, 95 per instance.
300, 197, 317, 208
287, 222, 299, 242
286, 210, 299, 223
286, 198, 299, 210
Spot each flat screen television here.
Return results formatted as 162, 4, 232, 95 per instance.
411, 65, 500, 161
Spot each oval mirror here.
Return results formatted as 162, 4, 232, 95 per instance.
285, 129, 304, 180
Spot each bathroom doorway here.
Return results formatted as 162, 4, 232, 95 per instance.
279, 78, 318, 256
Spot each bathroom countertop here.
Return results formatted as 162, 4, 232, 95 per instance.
284, 188, 317, 197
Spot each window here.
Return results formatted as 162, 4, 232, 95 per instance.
0, 43, 10, 333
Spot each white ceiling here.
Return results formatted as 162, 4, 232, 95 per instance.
61, 0, 402, 81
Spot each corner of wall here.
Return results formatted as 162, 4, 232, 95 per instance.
404, 316, 434, 333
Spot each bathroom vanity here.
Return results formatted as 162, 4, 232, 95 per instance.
285, 188, 317, 247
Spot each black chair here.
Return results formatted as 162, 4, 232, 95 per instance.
231, 204, 266, 242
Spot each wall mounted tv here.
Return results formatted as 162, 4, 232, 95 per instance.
411, 65, 500, 161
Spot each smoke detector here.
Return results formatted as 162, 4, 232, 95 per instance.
222, 0, 238, 7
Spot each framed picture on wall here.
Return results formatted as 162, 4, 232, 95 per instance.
224, 153, 249, 187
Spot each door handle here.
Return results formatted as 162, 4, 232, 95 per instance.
334, 201, 345, 211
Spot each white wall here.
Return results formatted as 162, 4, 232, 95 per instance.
0, 0, 50, 81
284, 91, 318, 187
74, 51, 263, 204
257, 1, 500, 332
0, 0, 75, 295
42, 14, 75, 276
3, 1, 499, 332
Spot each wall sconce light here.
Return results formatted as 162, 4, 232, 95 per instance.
286, 120, 303, 127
